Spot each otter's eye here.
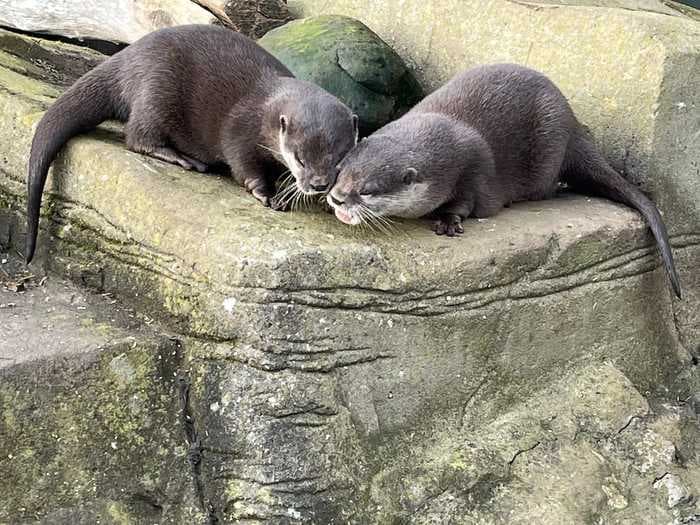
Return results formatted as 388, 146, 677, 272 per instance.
294, 151, 305, 167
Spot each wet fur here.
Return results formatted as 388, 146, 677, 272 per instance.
26, 24, 357, 262
332, 64, 681, 298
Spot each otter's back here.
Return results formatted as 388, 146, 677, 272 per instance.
414, 64, 576, 185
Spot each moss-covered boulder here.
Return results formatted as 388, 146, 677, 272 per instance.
259, 15, 423, 134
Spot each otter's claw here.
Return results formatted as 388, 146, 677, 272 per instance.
270, 196, 290, 212
432, 214, 464, 237
251, 188, 271, 207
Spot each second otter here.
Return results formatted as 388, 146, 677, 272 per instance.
328, 63, 681, 298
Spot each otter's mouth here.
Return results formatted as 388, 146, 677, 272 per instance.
334, 207, 359, 225
326, 195, 361, 226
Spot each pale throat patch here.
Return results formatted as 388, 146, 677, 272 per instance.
278, 129, 303, 179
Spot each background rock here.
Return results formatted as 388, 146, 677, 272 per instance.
0, 0, 292, 44
259, 15, 424, 134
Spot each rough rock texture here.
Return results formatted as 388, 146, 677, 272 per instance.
0, 17, 699, 525
0, 0, 214, 44
259, 16, 423, 133
0, 256, 206, 523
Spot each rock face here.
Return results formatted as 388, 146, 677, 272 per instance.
0, 0, 213, 44
0, 0, 292, 44
0, 7, 699, 524
0, 260, 205, 523
259, 15, 423, 133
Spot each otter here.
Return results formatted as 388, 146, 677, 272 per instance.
25, 24, 359, 263
328, 63, 681, 298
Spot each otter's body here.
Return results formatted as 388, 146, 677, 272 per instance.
330, 64, 681, 297
26, 24, 358, 262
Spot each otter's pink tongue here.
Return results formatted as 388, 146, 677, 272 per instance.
334, 208, 354, 225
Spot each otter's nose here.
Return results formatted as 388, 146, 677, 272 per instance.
310, 183, 328, 192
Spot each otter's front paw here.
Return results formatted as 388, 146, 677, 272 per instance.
251, 188, 272, 208
432, 214, 464, 237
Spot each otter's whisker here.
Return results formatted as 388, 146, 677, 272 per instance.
363, 205, 397, 235
359, 204, 390, 235
257, 143, 283, 157
357, 206, 378, 234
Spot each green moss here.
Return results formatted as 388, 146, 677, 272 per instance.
259, 15, 423, 132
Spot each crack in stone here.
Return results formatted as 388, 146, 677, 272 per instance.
617, 414, 642, 434
178, 376, 220, 524
508, 441, 542, 465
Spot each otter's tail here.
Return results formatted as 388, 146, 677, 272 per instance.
562, 133, 681, 299
26, 65, 120, 263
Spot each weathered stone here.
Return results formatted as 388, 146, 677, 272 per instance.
0, 0, 213, 44
1, 24, 699, 523
0, 258, 205, 523
0, 29, 106, 88
259, 15, 423, 133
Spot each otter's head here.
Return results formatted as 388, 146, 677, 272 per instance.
327, 135, 435, 226
277, 97, 358, 195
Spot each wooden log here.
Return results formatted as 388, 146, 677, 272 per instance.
216, 0, 293, 39
0, 0, 293, 44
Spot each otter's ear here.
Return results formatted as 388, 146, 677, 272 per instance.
351, 114, 359, 145
280, 115, 288, 134
402, 167, 420, 185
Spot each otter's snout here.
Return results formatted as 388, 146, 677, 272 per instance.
327, 188, 362, 226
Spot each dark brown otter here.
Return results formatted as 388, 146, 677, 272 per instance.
329, 63, 681, 298
26, 24, 358, 263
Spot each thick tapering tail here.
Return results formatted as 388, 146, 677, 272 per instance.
563, 134, 681, 299
25, 65, 118, 263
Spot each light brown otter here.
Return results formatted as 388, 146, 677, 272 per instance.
26, 24, 358, 262
329, 63, 681, 298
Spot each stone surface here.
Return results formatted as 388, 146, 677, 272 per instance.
0, 253, 206, 523
0, 0, 213, 43
259, 15, 423, 133
1, 22, 699, 524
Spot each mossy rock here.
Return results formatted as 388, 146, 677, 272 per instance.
258, 15, 423, 134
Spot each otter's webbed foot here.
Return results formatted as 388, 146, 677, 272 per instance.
432, 214, 464, 237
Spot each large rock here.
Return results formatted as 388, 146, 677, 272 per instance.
259, 15, 423, 133
0, 26, 698, 523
